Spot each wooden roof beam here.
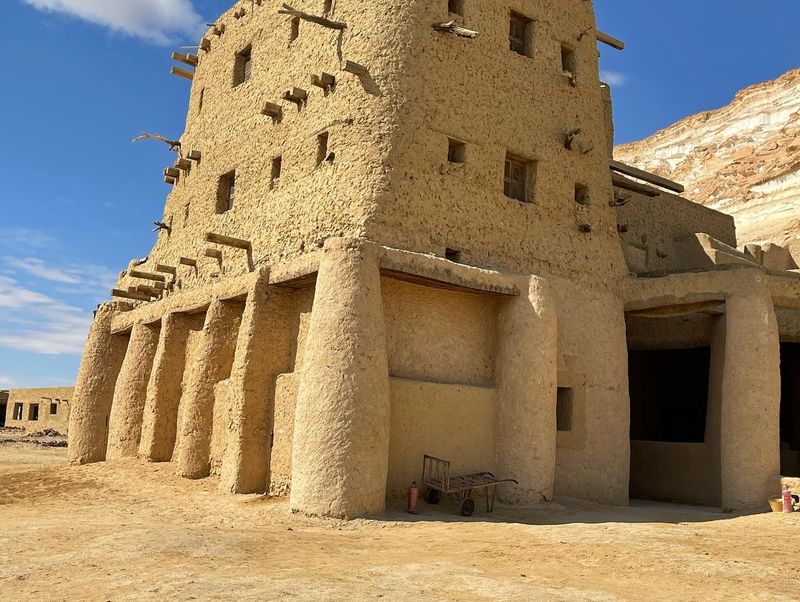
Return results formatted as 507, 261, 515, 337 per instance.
112, 288, 151, 302
205, 232, 252, 250
171, 66, 194, 81
129, 270, 167, 283
610, 160, 684, 194
278, 3, 347, 30
611, 173, 662, 198
597, 30, 625, 50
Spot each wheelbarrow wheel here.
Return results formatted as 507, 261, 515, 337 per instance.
425, 488, 441, 505
460, 497, 475, 517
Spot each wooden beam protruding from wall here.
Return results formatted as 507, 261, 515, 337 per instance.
611, 173, 662, 198
129, 270, 167, 283
171, 66, 194, 81
172, 52, 199, 67
204, 248, 223, 260
156, 264, 177, 275
205, 233, 252, 250
597, 30, 625, 51
112, 288, 151, 302
277, 4, 346, 30
610, 160, 684, 194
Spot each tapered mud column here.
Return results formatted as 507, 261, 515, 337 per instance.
219, 269, 295, 494
106, 322, 160, 460
139, 312, 191, 462
720, 274, 781, 511
68, 303, 130, 465
495, 275, 558, 504
174, 299, 242, 479
290, 239, 391, 518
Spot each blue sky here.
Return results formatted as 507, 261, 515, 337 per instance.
0, 0, 798, 388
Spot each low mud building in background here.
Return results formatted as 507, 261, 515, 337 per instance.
68, 0, 800, 517
2, 387, 73, 433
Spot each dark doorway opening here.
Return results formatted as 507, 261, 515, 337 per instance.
0, 404, 6, 427
629, 348, 711, 443
780, 343, 800, 477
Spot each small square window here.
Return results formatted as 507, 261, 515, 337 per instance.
290, 17, 300, 42
445, 248, 462, 263
504, 153, 534, 203
557, 388, 574, 432
574, 184, 590, 206
316, 132, 330, 166
509, 12, 533, 57
448, 0, 464, 16
217, 171, 236, 213
29, 403, 39, 422
233, 46, 252, 87
447, 139, 466, 164
50, 402, 58, 415
271, 156, 282, 189
561, 45, 576, 75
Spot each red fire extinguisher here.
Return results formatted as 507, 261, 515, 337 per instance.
783, 485, 794, 513
407, 481, 419, 514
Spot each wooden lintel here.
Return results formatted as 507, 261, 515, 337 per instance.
129, 270, 167, 283
172, 51, 199, 67
204, 248, 223, 260
610, 160, 684, 194
628, 300, 726, 318
187, 149, 202, 161
112, 288, 150, 302
342, 60, 367, 77
597, 30, 625, 51
611, 173, 661, 198
277, 3, 347, 30
176, 158, 192, 171
179, 257, 197, 267
205, 232, 252, 250
156, 264, 177, 275
171, 66, 194, 81
432, 21, 480, 39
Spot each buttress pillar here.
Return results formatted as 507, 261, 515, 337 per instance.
139, 312, 191, 462
720, 272, 781, 510
106, 322, 160, 460
219, 268, 294, 494
68, 303, 130, 465
290, 239, 391, 518
495, 275, 558, 504
174, 299, 242, 479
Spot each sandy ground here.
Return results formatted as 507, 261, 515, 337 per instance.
1, 439, 799, 601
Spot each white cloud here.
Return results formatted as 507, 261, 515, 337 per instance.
0, 228, 55, 249
0, 375, 13, 388
0, 275, 93, 355
4, 257, 81, 284
600, 70, 629, 87
21, 0, 206, 45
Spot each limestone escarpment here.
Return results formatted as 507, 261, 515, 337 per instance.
615, 68, 800, 263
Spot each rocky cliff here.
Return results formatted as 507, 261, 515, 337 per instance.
615, 68, 800, 263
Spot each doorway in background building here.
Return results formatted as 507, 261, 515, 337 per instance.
0, 404, 6, 427
780, 343, 800, 477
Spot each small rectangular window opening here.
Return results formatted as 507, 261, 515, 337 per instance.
574, 184, 590, 206
445, 248, 462, 263
29, 404, 39, 422
233, 46, 252, 87
557, 388, 574, 432
13, 403, 23, 421
561, 45, 576, 75
448, 0, 464, 16
290, 17, 300, 42
447, 139, 466, 164
50, 402, 58, 415
271, 156, 283, 188
504, 153, 533, 203
316, 132, 330, 166
217, 171, 236, 213
509, 12, 532, 57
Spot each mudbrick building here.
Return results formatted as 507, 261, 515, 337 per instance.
2, 387, 73, 432
68, 0, 800, 517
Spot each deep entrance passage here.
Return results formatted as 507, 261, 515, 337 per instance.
0, 404, 5, 427
780, 343, 800, 477
629, 348, 711, 444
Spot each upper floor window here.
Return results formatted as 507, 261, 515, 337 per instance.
233, 46, 252, 87
504, 153, 534, 203
509, 12, 533, 57
448, 0, 464, 16
217, 171, 236, 213
50, 402, 58, 415
13, 403, 23, 421
29, 403, 39, 421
